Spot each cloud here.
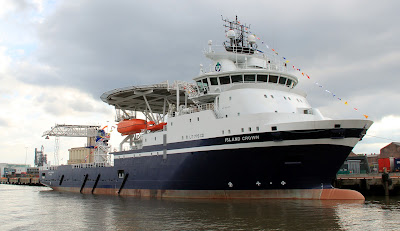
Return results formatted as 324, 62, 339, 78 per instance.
1, 0, 400, 164
353, 115, 400, 153
0, 117, 9, 127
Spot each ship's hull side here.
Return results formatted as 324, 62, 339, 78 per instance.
40, 139, 364, 199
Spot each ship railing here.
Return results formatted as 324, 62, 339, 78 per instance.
203, 45, 288, 73
39, 166, 58, 171
170, 103, 215, 117
72, 162, 113, 169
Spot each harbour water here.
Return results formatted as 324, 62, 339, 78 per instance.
1, 184, 399, 230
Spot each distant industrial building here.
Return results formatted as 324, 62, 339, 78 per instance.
67, 147, 94, 164
67, 137, 96, 164
34, 146, 47, 167
339, 142, 400, 174
0, 163, 30, 177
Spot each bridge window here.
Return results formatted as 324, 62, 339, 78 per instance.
269, 75, 278, 83
202, 78, 209, 89
231, 75, 243, 83
219, 76, 231, 85
279, 77, 287, 85
210, 77, 218, 85
244, 74, 256, 82
196, 80, 204, 92
257, 74, 268, 82
286, 79, 293, 87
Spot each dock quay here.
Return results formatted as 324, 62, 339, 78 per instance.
334, 172, 400, 196
1, 177, 42, 186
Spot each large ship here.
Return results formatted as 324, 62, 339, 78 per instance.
40, 17, 372, 200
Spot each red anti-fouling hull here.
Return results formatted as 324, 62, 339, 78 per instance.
46, 186, 365, 200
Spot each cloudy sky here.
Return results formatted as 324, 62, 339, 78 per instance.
1, 0, 399, 166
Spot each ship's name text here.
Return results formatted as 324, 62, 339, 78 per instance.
225, 135, 260, 143
185, 133, 205, 140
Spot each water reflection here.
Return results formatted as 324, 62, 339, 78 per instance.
1, 185, 400, 231
39, 192, 346, 230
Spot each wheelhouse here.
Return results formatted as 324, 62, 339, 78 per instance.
194, 72, 298, 94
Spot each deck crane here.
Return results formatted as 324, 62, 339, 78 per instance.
42, 124, 111, 166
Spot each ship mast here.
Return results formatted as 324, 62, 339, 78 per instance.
222, 15, 257, 54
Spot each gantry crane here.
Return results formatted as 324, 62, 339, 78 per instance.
42, 124, 111, 166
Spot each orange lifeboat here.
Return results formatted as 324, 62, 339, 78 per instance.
147, 122, 167, 131
117, 119, 147, 135
117, 119, 167, 135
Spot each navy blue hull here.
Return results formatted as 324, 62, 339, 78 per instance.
40, 144, 352, 192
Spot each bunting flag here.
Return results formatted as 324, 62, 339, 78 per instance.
259, 37, 368, 119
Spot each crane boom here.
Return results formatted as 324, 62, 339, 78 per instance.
42, 124, 110, 166
43, 124, 100, 137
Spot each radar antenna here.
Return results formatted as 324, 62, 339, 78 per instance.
221, 15, 257, 54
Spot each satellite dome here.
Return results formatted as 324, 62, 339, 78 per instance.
226, 30, 236, 39
248, 34, 256, 44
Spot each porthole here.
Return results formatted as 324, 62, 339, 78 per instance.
271, 95, 274, 98
256, 126, 260, 131
241, 128, 244, 132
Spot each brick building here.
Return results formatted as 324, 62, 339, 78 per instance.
379, 142, 400, 158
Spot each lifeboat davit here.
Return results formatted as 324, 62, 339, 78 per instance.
117, 119, 167, 135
